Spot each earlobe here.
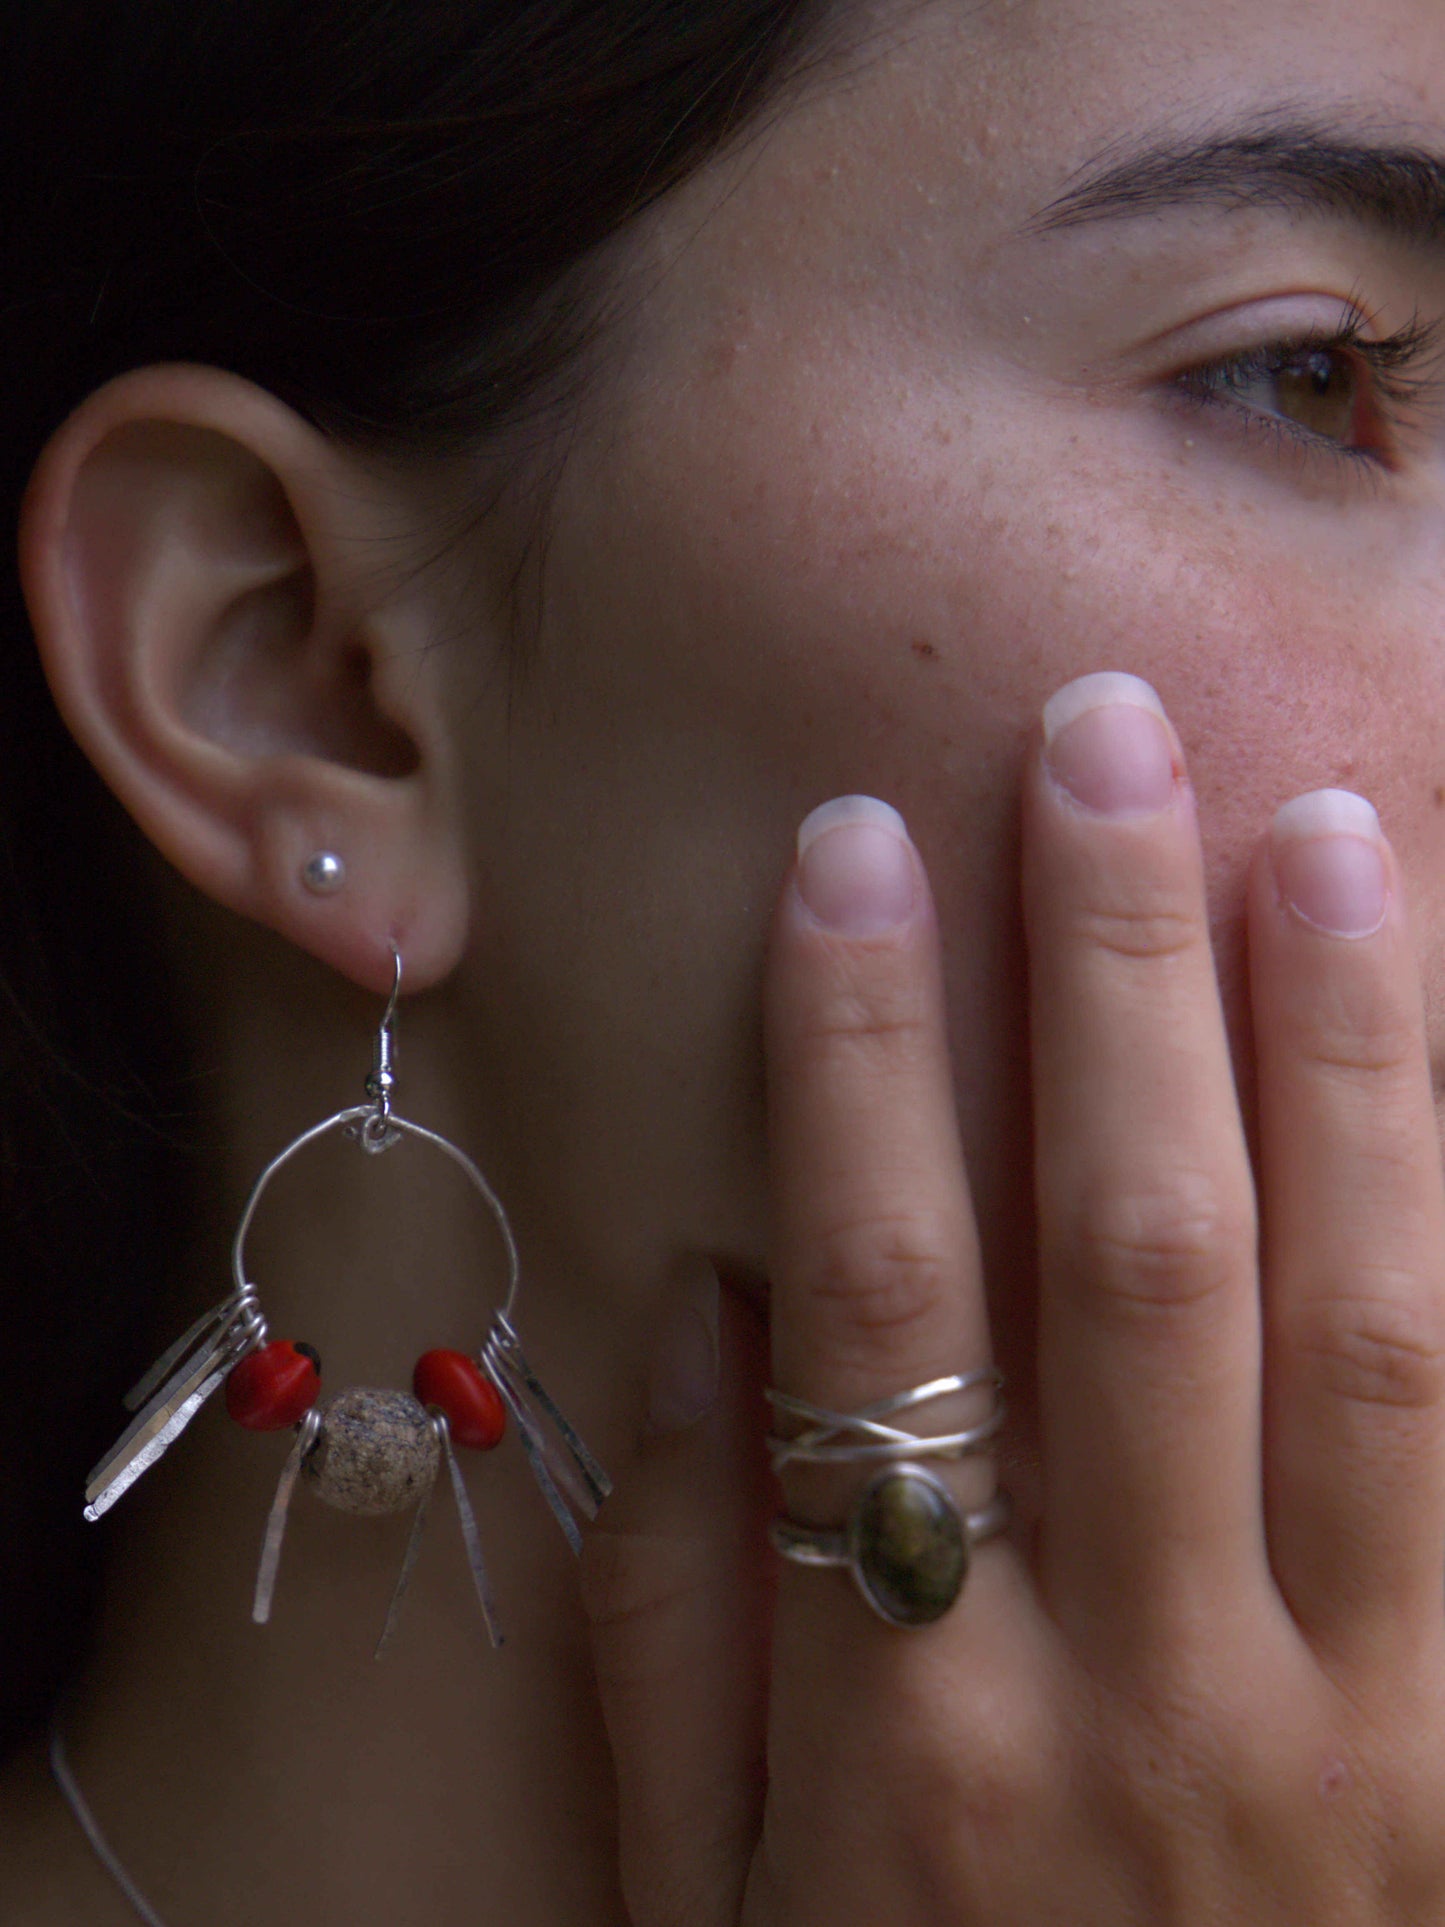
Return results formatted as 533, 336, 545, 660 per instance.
18, 365, 470, 996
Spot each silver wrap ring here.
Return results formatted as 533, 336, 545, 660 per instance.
766, 1372, 1009, 1628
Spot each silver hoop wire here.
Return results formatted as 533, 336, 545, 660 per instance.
229, 1105, 522, 1322
232, 946, 521, 1321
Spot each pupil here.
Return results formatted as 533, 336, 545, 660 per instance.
1277, 349, 1358, 441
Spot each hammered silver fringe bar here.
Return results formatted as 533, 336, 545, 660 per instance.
252, 1407, 322, 1624
437, 1418, 504, 1648
375, 1435, 441, 1658
84, 1287, 267, 1520
481, 1310, 611, 1555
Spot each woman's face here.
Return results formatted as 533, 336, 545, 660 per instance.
442, 0, 1445, 1418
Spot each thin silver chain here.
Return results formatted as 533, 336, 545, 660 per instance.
49, 1722, 171, 1927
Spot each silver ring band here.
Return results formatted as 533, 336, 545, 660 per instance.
770, 1463, 1010, 1628
766, 1372, 1008, 1628
766, 1369, 1004, 1472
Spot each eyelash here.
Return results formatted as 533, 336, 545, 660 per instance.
1174, 307, 1445, 470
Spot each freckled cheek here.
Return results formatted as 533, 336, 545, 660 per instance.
1047, 532, 1445, 1077
1159, 583, 1445, 864
597, 382, 1445, 883
909, 469, 1442, 832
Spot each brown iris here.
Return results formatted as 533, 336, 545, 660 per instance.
1270, 346, 1361, 442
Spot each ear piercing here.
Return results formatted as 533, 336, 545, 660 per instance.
302, 851, 346, 895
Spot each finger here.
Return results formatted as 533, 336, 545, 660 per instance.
581, 1268, 771, 1927
1249, 789, 1445, 1662
1024, 674, 1262, 1639
759, 795, 1013, 1899
765, 795, 991, 1417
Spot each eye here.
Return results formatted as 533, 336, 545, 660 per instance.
1173, 313, 1445, 469
1239, 345, 1363, 441
1181, 341, 1374, 452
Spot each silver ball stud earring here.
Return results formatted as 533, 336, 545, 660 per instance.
302, 851, 346, 895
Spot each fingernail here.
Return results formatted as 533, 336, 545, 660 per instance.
1270, 789, 1389, 938
648, 1257, 720, 1433
795, 796, 916, 935
1042, 671, 1179, 816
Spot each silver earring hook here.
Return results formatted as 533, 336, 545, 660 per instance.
381, 942, 402, 1028
364, 943, 402, 1137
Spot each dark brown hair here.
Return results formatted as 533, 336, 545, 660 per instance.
0, 0, 838, 1747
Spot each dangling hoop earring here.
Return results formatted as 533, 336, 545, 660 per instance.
82, 946, 611, 1654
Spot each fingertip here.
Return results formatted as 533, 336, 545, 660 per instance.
796, 793, 909, 857
791, 794, 919, 938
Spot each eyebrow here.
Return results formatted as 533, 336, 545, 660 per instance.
1033, 124, 1445, 248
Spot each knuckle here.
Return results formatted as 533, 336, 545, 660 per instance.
1105, 1692, 1269, 1859
579, 1529, 715, 1669
954, 1697, 1055, 1822
1289, 1283, 1445, 1413
891, 1656, 1055, 1836
1071, 891, 1204, 968
1283, 987, 1420, 1083
797, 1000, 932, 1087
922, 1720, 1050, 1850
1092, 1637, 1266, 1782
791, 947, 930, 1063
808, 1207, 955, 1339
1067, 1172, 1255, 1314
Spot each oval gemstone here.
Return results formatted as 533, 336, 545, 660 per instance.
852, 1468, 967, 1627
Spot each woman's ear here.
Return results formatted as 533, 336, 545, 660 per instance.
18, 364, 470, 995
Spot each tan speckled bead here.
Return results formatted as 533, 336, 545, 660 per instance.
303, 1387, 439, 1515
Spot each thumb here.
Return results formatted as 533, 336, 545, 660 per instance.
581, 1261, 773, 1927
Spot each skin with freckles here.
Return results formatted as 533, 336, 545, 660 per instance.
8, 0, 1445, 1921
445, 0, 1445, 1477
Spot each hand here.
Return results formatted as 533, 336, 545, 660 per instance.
583, 671, 1445, 1925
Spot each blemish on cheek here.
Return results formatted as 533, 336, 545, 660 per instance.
1318, 1758, 1351, 1802
1433, 785, 1445, 808
911, 639, 939, 662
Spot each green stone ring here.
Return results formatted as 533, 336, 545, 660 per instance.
770, 1465, 1010, 1628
